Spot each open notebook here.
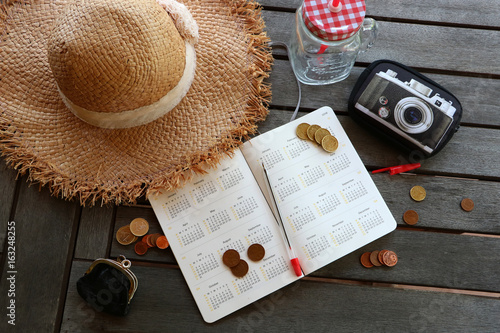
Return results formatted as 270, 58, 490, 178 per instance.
149, 106, 396, 322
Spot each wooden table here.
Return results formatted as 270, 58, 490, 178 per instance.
1, 1, 500, 332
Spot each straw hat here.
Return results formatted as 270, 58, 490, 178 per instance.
0, 0, 272, 205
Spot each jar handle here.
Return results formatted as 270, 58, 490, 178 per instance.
359, 18, 378, 53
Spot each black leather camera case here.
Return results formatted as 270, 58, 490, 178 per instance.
348, 60, 462, 158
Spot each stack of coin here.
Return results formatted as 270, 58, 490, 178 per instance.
115, 217, 170, 256
360, 249, 398, 268
296, 123, 339, 153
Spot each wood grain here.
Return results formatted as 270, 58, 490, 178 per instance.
258, 110, 500, 179
312, 229, 500, 292
260, 0, 500, 28
0, 164, 17, 253
269, 59, 500, 127
263, 11, 500, 75
0, 181, 78, 332
61, 261, 500, 332
74, 205, 115, 260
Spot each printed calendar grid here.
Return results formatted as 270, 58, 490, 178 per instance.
190, 180, 218, 204
330, 222, 358, 247
303, 235, 331, 260
232, 270, 261, 295
204, 284, 234, 311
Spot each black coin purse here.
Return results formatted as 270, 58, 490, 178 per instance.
348, 60, 462, 158
76, 255, 138, 316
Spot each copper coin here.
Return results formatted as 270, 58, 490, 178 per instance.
360, 252, 374, 268
129, 218, 149, 236
116, 225, 137, 245
247, 243, 265, 262
461, 198, 474, 212
378, 250, 389, 266
403, 210, 419, 225
410, 186, 426, 202
296, 123, 310, 140
134, 241, 148, 255
369, 250, 382, 266
382, 250, 398, 267
222, 249, 240, 268
150, 233, 161, 247
230, 259, 249, 278
156, 236, 169, 249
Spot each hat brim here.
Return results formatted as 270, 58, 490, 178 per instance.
0, 0, 272, 205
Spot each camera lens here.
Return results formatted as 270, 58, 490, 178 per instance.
404, 107, 423, 125
394, 97, 434, 134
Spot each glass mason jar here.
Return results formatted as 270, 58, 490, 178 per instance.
289, 0, 378, 85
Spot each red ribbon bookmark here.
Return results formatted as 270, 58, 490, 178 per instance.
372, 163, 421, 175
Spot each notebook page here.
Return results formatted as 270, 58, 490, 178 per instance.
149, 150, 302, 323
240, 106, 397, 275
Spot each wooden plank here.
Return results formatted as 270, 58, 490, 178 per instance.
61, 261, 500, 332
263, 11, 500, 75
260, 0, 500, 28
258, 110, 500, 179
0, 181, 78, 332
269, 59, 500, 127
110, 206, 176, 263
312, 229, 500, 292
374, 173, 500, 234
0, 164, 17, 253
74, 205, 115, 260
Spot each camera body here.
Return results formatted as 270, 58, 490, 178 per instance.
349, 61, 462, 157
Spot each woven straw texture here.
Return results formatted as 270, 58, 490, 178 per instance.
0, 0, 272, 206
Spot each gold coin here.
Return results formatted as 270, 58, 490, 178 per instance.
129, 218, 149, 236
410, 185, 426, 202
314, 128, 331, 144
296, 123, 310, 140
321, 135, 339, 153
306, 124, 321, 141
116, 225, 137, 245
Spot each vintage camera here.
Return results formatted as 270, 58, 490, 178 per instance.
354, 69, 457, 155
349, 61, 462, 157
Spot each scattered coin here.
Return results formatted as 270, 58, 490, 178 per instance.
156, 236, 169, 249
321, 135, 339, 153
369, 250, 382, 266
314, 128, 331, 145
223, 249, 241, 268
134, 241, 148, 256
382, 250, 398, 267
231, 259, 249, 278
360, 252, 374, 268
461, 198, 474, 212
247, 243, 265, 262
403, 210, 419, 225
306, 124, 321, 141
116, 225, 138, 245
130, 217, 149, 236
410, 185, 426, 202
296, 123, 310, 140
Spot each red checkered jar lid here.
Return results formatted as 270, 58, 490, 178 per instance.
302, 0, 366, 41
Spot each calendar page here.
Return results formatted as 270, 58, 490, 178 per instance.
241, 106, 397, 275
149, 150, 302, 323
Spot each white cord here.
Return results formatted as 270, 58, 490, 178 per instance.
268, 41, 302, 122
